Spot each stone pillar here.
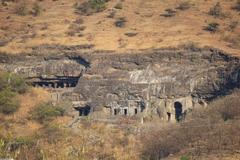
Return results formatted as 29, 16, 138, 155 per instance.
165, 100, 176, 122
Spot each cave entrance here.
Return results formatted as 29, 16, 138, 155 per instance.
167, 112, 171, 121
114, 109, 118, 115
124, 108, 128, 115
113, 108, 120, 115
174, 102, 183, 122
134, 108, 138, 114
57, 82, 64, 88
74, 105, 91, 116
30, 76, 79, 89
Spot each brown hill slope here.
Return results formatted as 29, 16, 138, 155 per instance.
0, 0, 240, 56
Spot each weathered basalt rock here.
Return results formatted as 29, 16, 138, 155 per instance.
0, 47, 239, 122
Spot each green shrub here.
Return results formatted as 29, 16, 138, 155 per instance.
0, 72, 28, 94
9, 74, 28, 94
0, 135, 43, 160
31, 103, 65, 123
0, 72, 9, 90
180, 156, 190, 160
208, 2, 224, 18
8, 136, 35, 151
36, 124, 65, 144
75, 0, 109, 15
0, 88, 20, 114
203, 22, 219, 33
160, 8, 177, 17
0, 72, 27, 114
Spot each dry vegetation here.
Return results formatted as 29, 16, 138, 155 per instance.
0, 0, 240, 56
141, 90, 240, 160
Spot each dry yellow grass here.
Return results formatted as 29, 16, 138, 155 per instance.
40, 122, 142, 160
0, 0, 240, 56
164, 154, 240, 160
14, 87, 50, 119
3, 88, 50, 136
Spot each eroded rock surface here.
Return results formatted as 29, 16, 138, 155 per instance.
0, 47, 239, 122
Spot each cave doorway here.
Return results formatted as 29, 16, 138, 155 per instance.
134, 108, 138, 114
74, 105, 91, 116
124, 108, 128, 115
113, 108, 121, 115
114, 108, 118, 115
174, 102, 183, 122
167, 112, 171, 121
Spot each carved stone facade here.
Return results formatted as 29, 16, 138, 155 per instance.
0, 47, 239, 122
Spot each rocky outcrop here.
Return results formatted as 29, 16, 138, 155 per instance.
0, 47, 239, 121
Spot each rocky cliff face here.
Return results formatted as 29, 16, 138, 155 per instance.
0, 47, 239, 121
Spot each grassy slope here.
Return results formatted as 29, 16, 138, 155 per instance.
0, 0, 239, 56
2, 88, 50, 136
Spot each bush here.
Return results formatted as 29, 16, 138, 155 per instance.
141, 91, 240, 159
36, 124, 65, 144
180, 156, 190, 160
213, 92, 240, 121
203, 22, 219, 33
208, 2, 224, 18
0, 72, 27, 115
0, 72, 28, 94
75, 0, 109, 15
232, 0, 240, 11
8, 136, 35, 151
115, 17, 126, 27
160, 8, 177, 17
31, 103, 65, 123
0, 135, 43, 160
14, 1, 28, 16
31, 2, 41, 16
66, 23, 86, 36
228, 21, 238, 31
0, 88, 20, 114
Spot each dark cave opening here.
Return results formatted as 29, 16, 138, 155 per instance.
167, 112, 171, 121
174, 102, 183, 122
134, 108, 138, 114
74, 105, 91, 116
30, 76, 79, 89
124, 108, 128, 115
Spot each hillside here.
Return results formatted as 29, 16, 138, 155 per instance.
0, 1, 240, 160
0, 0, 240, 56
0, 75, 240, 159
